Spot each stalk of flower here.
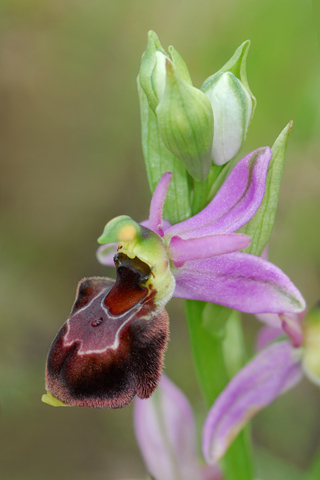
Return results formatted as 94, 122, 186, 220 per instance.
202, 301, 320, 466
136, 32, 302, 477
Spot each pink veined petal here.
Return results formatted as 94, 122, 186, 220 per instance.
96, 243, 118, 266
134, 375, 202, 480
173, 252, 306, 314
202, 341, 303, 465
255, 326, 284, 351
165, 147, 271, 239
169, 233, 251, 268
148, 172, 173, 237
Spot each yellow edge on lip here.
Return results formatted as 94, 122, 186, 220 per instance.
41, 392, 68, 407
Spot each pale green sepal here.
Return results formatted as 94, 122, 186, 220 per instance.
139, 30, 169, 112
138, 81, 191, 224
202, 40, 256, 119
97, 215, 142, 245
42, 392, 68, 407
202, 72, 253, 165
168, 45, 193, 85
241, 121, 293, 256
156, 61, 214, 182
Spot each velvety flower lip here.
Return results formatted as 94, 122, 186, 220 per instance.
202, 341, 303, 465
98, 147, 305, 315
44, 254, 169, 408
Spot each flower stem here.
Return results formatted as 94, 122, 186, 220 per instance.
185, 299, 254, 480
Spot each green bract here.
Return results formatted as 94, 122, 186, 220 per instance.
156, 61, 214, 182
138, 82, 191, 224
138, 30, 192, 113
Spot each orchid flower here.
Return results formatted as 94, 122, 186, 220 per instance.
98, 147, 305, 315
202, 302, 320, 465
42, 147, 305, 409
134, 374, 222, 480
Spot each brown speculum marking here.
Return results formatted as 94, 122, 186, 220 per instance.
45, 254, 168, 408
105, 252, 151, 315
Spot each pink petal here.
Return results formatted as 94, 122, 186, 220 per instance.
173, 252, 306, 314
165, 147, 271, 239
148, 172, 173, 237
202, 341, 303, 464
134, 375, 202, 480
169, 233, 251, 268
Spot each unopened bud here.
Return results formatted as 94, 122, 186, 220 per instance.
201, 40, 256, 166
139, 31, 192, 113
156, 60, 213, 182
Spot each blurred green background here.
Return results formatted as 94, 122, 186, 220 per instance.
1, 0, 319, 479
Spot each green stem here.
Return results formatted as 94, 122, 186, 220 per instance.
192, 163, 224, 215
185, 300, 254, 480
185, 300, 229, 402
192, 178, 210, 216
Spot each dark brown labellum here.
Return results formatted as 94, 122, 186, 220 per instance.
45, 254, 169, 408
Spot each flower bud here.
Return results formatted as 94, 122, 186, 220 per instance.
302, 302, 320, 385
202, 72, 252, 166
201, 40, 256, 166
156, 60, 214, 182
139, 31, 192, 113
